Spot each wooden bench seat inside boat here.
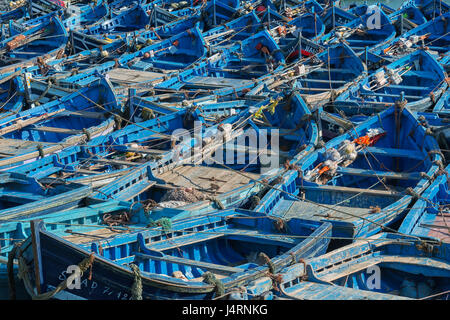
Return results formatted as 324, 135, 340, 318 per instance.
318, 255, 450, 282
134, 252, 244, 276
335, 167, 422, 180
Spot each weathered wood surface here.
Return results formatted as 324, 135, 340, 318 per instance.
157, 165, 260, 194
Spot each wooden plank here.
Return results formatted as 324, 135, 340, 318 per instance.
157, 165, 260, 194
124, 147, 167, 155
106, 68, 165, 84
335, 167, 422, 181
79, 158, 140, 167
31, 126, 83, 135
284, 281, 411, 300
185, 76, 254, 89
134, 252, 243, 275
303, 184, 400, 197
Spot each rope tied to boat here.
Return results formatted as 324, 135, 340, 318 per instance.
405, 187, 420, 199
147, 218, 172, 232
17, 252, 95, 300
260, 251, 283, 291
432, 160, 444, 170
114, 115, 122, 130
416, 241, 435, 254
274, 218, 287, 232
202, 272, 225, 298
420, 172, 432, 180
428, 149, 445, 160
248, 195, 260, 210
129, 263, 143, 300
36, 144, 44, 158
210, 196, 225, 210
28, 78, 54, 105
102, 211, 131, 229
7, 242, 22, 300
82, 128, 91, 141
259, 252, 275, 274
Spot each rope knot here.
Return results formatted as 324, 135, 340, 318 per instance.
259, 252, 275, 274
129, 263, 143, 300
405, 187, 419, 199
202, 272, 225, 298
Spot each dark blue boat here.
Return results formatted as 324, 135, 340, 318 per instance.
432, 88, 450, 116
334, 50, 448, 114
0, 76, 120, 170
91, 92, 319, 220
260, 42, 365, 107
0, 16, 68, 69
320, 7, 396, 55
0, 72, 25, 115
372, 12, 450, 60
276, 232, 450, 299
16, 209, 332, 299
255, 105, 442, 241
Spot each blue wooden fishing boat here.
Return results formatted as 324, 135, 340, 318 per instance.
212, 28, 286, 75
202, 11, 262, 47
6, 95, 264, 188
320, 7, 396, 55
286, 12, 325, 40
0, 3, 29, 24
388, 3, 428, 34
0, 76, 120, 170
0, 172, 91, 221
91, 92, 319, 220
0, 16, 68, 69
412, 0, 450, 20
254, 105, 442, 242
432, 88, 450, 116
56, 17, 202, 85
348, 2, 427, 34
256, 42, 365, 107
334, 50, 448, 115
120, 25, 207, 71
9, 1, 110, 32
14, 208, 332, 300
0, 72, 26, 115
26, 0, 65, 19
275, 232, 450, 299
152, 32, 285, 98
399, 165, 450, 243
0, 198, 139, 300
372, 12, 449, 62
320, 4, 357, 33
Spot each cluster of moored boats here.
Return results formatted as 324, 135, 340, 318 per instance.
0, 0, 449, 300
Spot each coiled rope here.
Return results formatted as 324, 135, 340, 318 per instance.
129, 263, 143, 300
